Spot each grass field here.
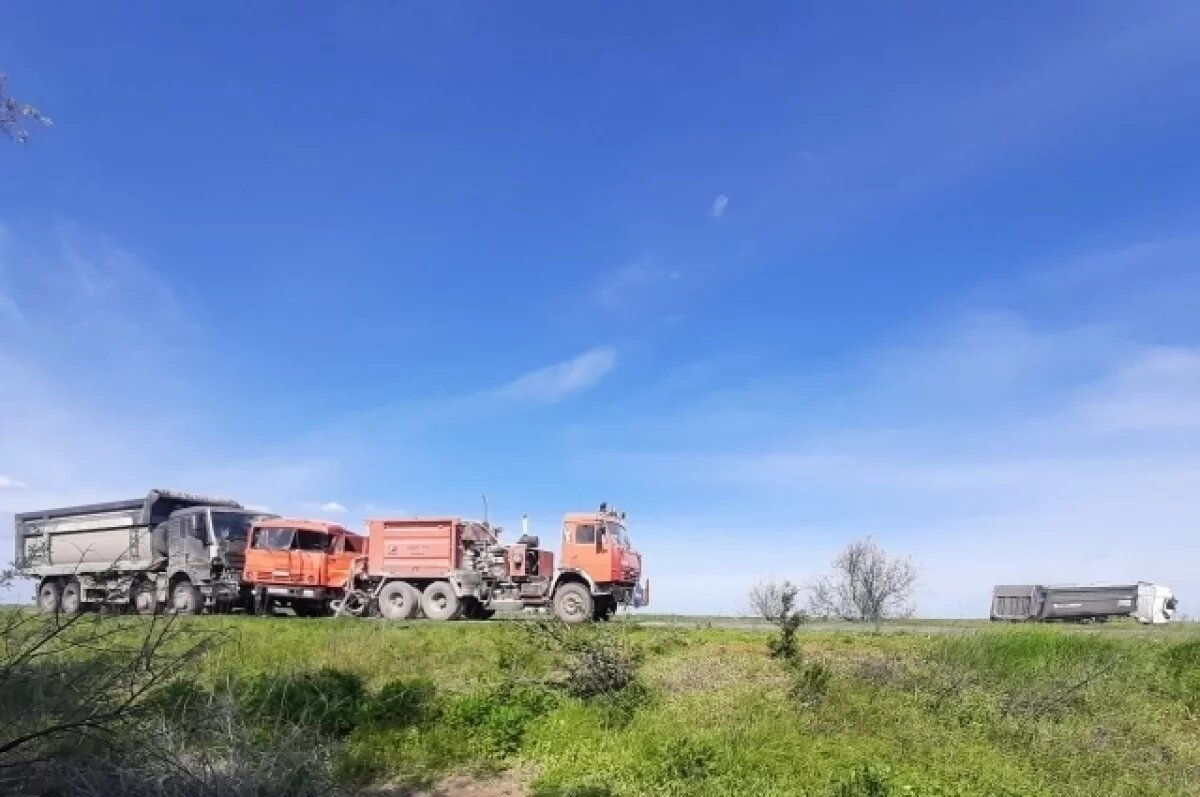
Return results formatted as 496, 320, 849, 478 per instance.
6, 613, 1200, 796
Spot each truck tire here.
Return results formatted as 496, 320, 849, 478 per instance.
378, 581, 420, 621
171, 580, 201, 615
37, 580, 62, 614
60, 581, 83, 616
133, 583, 158, 615
421, 581, 462, 621
553, 582, 593, 624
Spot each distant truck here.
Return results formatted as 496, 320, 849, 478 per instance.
990, 583, 1177, 624
15, 489, 276, 615
241, 503, 648, 623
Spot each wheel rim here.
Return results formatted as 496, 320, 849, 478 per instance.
562, 592, 584, 617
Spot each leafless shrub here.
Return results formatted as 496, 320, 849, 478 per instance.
42, 690, 342, 797
0, 606, 218, 792
808, 537, 917, 631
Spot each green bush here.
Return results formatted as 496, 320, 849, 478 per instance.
658, 736, 718, 782
240, 667, 365, 737
445, 683, 559, 755
830, 764, 897, 797
361, 677, 439, 728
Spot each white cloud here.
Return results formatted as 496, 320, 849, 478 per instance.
496, 347, 617, 403
319, 501, 348, 514
593, 261, 681, 311
0, 475, 28, 491
709, 194, 729, 219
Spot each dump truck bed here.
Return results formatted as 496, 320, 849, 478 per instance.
14, 490, 241, 579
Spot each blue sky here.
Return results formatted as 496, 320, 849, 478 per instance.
4, 3, 1200, 615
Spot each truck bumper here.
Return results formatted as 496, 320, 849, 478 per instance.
263, 586, 330, 601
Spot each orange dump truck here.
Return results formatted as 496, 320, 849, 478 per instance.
241, 518, 367, 617
241, 504, 647, 623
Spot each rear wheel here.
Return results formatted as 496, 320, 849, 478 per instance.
60, 581, 83, 616
171, 580, 201, 615
553, 582, 593, 624
421, 581, 462, 621
378, 581, 420, 620
37, 580, 62, 614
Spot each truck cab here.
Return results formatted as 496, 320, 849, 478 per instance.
242, 518, 367, 617
553, 503, 647, 622
160, 505, 278, 614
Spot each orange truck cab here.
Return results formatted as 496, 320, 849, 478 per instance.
554, 503, 646, 621
242, 518, 367, 617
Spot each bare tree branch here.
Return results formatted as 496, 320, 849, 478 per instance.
808, 537, 917, 631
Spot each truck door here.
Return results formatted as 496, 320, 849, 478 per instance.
248, 527, 295, 584
293, 530, 330, 587
326, 534, 363, 589
563, 522, 608, 583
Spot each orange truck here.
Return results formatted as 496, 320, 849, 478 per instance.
241, 503, 647, 623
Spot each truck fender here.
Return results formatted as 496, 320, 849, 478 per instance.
552, 568, 599, 595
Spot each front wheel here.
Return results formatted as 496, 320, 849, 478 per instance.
171, 580, 201, 615
553, 582, 593, 624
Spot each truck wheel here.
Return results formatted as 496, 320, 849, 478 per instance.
553, 582, 593, 624
171, 581, 201, 615
133, 583, 158, 616
378, 581, 420, 620
421, 581, 462, 621
60, 581, 83, 616
37, 580, 62, 614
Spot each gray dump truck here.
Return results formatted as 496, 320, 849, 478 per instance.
990, 583, 1177, 624
14, 489, 276, 615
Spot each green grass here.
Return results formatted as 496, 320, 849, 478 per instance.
12, 612, 1200, 795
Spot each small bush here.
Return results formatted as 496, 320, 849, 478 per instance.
791, 660, 833, 706
658, 736, 718, 782
445, 683, 559, 755
240, 667, 365, 736
361, 677, 439, 728
830, 764, 897, 797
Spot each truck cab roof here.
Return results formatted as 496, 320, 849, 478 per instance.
252, 517, 356, 535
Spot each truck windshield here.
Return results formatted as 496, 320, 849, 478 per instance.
606, 523, 631, 549
212, 512, 269, 543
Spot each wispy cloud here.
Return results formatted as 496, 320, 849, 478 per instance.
593, 261, 681, 311
318, 501, 348, 514
709, 194, 729, 219
0, 475, 28, 491
496, 346, 617, 403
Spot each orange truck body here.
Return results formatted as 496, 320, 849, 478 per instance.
241, 504, 646, 623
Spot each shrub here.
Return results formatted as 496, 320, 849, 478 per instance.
830, 764, 897, 797
240, 667, 365, 736
659, 736, 718, 782
361, 677, 439, 728
791, 660, 833, 706
445, 683, 559, 755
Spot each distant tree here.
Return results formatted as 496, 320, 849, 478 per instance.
808, 537, 917, 631
1, 74, 51, 143
748, 579, 807, 660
